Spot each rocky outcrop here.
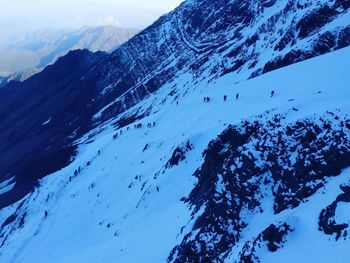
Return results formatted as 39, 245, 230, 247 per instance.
169, 111, 350, 262
319, 183, 350, 240
166, 141, 193, 168
239, 222, 294, 262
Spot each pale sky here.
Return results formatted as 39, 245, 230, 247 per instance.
0, 0, 183, 38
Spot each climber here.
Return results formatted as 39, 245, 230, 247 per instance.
271, 90, 275, 97
236, 93, 239, 100
224, 95, 227, 102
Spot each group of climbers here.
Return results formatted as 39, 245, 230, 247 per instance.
147, 122, 156, 128
204, 90, 275, 103
223, 93, 240, 102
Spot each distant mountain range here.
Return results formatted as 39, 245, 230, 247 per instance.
0, 25, 139, 82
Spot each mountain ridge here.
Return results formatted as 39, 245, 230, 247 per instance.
0, 25, 139, 82
1, 44, 350, 262
0, 0, 350, 262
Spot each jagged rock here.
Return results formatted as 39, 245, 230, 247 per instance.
319, 183, 350, 240
166, 141, 193, 168
169, 112, 350, 263
239, 222, 294, 263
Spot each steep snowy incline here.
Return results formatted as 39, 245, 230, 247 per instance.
1, 45, 350, 262
90, 0, 350, 123
1, 0, 350, 210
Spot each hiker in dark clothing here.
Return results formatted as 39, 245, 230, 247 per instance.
224, 95, 227, 102
176, 101, 179, 106
271, 90, 275, 97
45, 210, 48, 217
236, 93, 239, 100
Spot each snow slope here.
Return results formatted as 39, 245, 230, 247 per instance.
1, 44, 350, 262
1, 0, 350, 211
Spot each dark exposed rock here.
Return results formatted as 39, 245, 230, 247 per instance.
262, 50, 313, 74
319, 202, 348, 240
169, 111, 350, 263
314, 32, 337, 54
262, 223, 293, 252
166, 141, 193, 168
0, 215, 16, 230
319, 183, 350, 240
274, 29, 295, 51
239, 222, 294, 263
261, 0, 277, 8
297, 4, 339, 39
338, 26, 350, 49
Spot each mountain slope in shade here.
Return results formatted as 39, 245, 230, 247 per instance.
0, 25, 139, 77
0, 50, 108, 209
0, 45, 349, 263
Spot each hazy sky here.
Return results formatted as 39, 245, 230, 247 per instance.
0, 0, 183, 38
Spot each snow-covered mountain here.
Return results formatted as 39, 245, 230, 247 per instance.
0, 25, 139, 81
0, 0, 350, 262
